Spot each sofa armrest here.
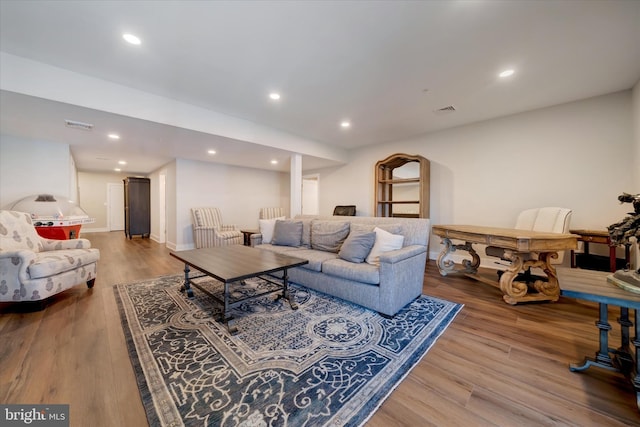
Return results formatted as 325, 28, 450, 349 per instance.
40, 238, 92, 251
378, 245, 426, 264
250, 233, 263, 247
220, 224, 238, 231
377, 245, 428, 315
0, 249, 36, 283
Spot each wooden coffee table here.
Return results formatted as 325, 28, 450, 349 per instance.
170, 245, 308, 334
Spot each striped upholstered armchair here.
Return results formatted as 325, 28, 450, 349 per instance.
191, 207, 243, 248
259, 207, 284, 220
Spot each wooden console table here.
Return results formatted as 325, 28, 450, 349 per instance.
557, 268, 640, 410
432, 224, 577, 305
570, 229, 631, 272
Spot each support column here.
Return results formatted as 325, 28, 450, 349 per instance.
290, 154, 302, 217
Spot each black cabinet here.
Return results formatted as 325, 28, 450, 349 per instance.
123, 177, 150, 239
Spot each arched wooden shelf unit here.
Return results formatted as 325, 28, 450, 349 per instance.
374, 153, 430, 218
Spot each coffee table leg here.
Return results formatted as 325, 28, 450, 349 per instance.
280, 268, 298, 310
223, 282, 238, 335
570, 302, 617, 372
180, 263, 194, 298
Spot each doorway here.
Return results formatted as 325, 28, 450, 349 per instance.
302, 174, 319, 215
107, 182, 125, 231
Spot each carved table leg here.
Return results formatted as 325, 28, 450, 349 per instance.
499, 253, 528, 305
501, 251, 561, 305
436, 238, 480, 276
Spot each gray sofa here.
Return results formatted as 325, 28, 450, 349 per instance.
251, 215, 430, 317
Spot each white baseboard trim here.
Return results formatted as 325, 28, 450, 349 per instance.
81, 227, 109, 233
166, 242, 195, 251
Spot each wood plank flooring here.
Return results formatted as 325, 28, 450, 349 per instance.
1, 231, 639, 426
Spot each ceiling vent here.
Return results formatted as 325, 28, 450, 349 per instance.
433, 105, 456, 115
65, 119, 94, 131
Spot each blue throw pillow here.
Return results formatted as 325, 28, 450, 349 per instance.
338, 231, 376, 263
272, 220, 303, 247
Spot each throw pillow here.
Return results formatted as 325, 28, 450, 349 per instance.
338, 231, 376, 263
272, 220, 303, 247
311, 221, 350, 253
365, 227, 405, 266
258, 216, 285, 244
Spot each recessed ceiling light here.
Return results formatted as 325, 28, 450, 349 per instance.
114, 168, 121, 172
118, 160, 127, 165
269, 92, 281, 100
499, 69, 515, 78
270, 159, 278, 165
123, 33, 141, 45
340, 121, 351, 128
207, 150, 216, 155
108, 133, 120, 140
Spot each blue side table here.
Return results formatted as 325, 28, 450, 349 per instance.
557, 268, 640, 411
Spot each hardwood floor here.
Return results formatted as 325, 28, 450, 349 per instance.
1, 231, 639, 426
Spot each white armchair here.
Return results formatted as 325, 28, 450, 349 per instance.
0, 210, 100, 309
191, 207, 243, 248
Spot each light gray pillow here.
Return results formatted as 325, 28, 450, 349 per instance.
272, 220, 303, 247
311, 221, 350, 253
338, 231, 376, 263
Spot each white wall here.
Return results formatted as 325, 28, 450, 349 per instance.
171, 158, 289, 250
77, 171, 130, 231
0, 134, 75, 208
313, 91, 635, 265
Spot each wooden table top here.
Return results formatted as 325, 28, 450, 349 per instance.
557, 267, 640, 308
569, 229, 610, 238
432, 224, 578, 252
170, 245, 308, 283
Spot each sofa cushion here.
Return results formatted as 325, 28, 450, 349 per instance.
28, 248, 101, 279
255, 243, 299, 255
350, 222, 402, 236
272, 220, 303, 247
258, 216, 285, 244
338, 231, 376, 263
311, 221, 350, 253
366, 227, 405, 266
322, 259, 380, 285
289, 249, 338, 272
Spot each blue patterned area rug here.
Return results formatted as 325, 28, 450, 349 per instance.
114, 274, 462, 427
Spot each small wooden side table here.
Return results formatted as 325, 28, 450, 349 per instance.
570, 229, 631, 272
240, 229, 259, 246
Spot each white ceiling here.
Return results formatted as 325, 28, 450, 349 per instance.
1, 0, 639, 174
